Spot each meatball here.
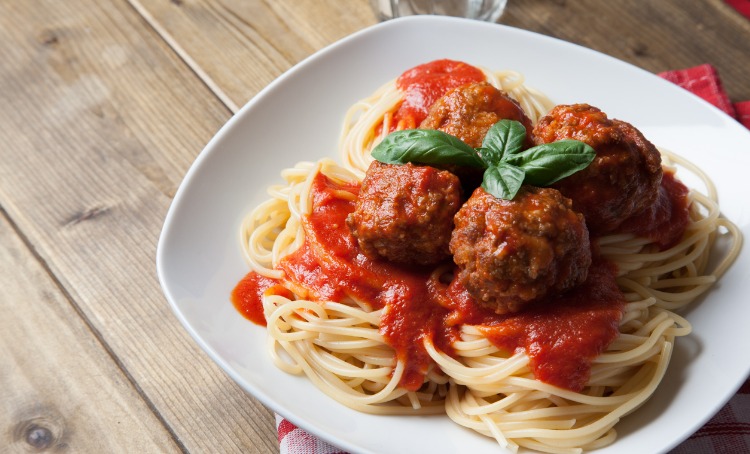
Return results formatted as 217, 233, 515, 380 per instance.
533, 104, 662, 234
450, 186, 591, 314
347, 161, 462, 266
420, 81, 534, 148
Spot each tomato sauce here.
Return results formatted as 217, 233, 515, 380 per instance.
232, 173, 627, 392
231, 272, 293, 326
618, 170, 690, 250
280, 174, 456, 390
391, 59, 486, 131
447, 258, 624, 391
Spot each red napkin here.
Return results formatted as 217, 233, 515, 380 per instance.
659, 63, 750, 129
276, 65, 750, 453
724, 0, 750, 21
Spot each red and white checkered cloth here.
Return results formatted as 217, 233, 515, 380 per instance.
276, 63, 750, 453
659, 63, 750, 130
276, 415, 346, 454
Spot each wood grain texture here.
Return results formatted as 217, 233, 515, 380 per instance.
503, 0, 750, 101
133, 0, 750, 113
0, 0, 277, 452
0, 209, 180, 453
131, 0, 376, 112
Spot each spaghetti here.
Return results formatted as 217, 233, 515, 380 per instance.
232, 60, 741, 453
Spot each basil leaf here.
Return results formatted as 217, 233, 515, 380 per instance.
369, 120, 595, 201
479, 119, 527, 165
481, 162, 525, 200
504, 140, 596, 186
371, 129, 485, 168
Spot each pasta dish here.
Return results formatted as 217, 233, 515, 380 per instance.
230, 59, 741, 453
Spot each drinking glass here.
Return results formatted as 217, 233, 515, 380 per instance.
370, 0, 508, 22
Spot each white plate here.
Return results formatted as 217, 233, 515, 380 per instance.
157, 16, 750, 454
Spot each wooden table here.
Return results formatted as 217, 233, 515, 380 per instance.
2, 1, 748, 452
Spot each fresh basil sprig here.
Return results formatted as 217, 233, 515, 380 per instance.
370, 128, 485, 168
370, 119, 596, 200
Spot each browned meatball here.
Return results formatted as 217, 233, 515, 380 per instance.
450, 186, 591, 314
420, 82, 534, 148
347, 161, 462, 266
533, 104, 662, 234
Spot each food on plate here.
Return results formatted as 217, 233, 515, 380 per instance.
231, 59, 741, 453
347, 161, 463, 266
533, 103, 663, 234
420, 81, 534, 149
450, 185, 591, 314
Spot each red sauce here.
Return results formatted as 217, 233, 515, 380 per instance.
391, 59, 486, 131
231, 272, 293, 326
618, 170, 690, 250
232, 173, 626, 392
279, 174, 454, 390
447, 258, 624, 391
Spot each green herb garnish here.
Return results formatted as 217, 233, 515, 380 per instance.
370, 119, 596, 200
370, 128, 485, 168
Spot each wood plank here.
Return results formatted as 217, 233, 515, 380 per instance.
0, 0, 277, 452
503, 0, 750, 101
131, 0, 376, 112
135, 0, 750, 108
0, 210, 180, 452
